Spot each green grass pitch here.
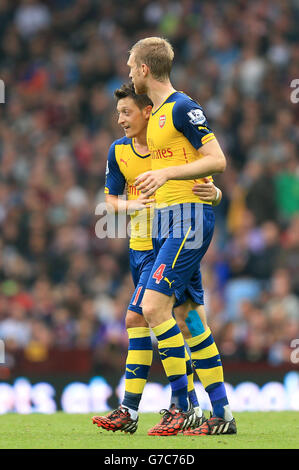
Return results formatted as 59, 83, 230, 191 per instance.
0, 411, 298, 449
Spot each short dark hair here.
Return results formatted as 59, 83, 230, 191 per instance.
114, 83, 153, 109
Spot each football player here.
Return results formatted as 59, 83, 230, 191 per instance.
128, 37, 236, 436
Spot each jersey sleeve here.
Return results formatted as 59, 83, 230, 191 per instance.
172, 97, 215, 150
104, 142, 126, 196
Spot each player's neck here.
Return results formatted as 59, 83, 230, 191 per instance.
133, 130, 148, 154
147, 80, 176, 112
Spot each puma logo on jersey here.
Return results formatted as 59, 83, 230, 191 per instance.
163, 277, 175, 288
159, 349, 169, 358
126, 366, 140, 376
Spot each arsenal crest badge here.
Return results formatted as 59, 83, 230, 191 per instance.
159, 114, 166, 128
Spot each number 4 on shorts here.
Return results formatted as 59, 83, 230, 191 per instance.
152, 264, 166, 284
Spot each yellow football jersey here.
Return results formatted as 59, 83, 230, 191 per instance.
147, 91, 215, 206
104, 136, 153, 250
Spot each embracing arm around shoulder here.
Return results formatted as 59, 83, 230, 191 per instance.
192, 178, 223, 206
165, 138, 226, 180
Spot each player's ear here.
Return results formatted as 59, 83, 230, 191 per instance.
141, 63, 149, 77
143, 105, 152, 120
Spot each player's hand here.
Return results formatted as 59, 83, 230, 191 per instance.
127, 193, 155, 213
192, 178, 220, 204
135, 169, 168, 196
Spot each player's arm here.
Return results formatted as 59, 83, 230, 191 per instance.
135, 139, 225, 196
165, 138, 226, 179
192, 177, 222, 206
104, 142, 126, 210
135, 139, 225, 195
105, 142, 154, 213
105, 193, 155, 213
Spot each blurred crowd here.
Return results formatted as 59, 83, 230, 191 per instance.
0, 0, 298, 372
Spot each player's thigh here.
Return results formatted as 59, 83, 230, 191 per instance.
147, 209, 214, 309
145, 238, 200, 313
195, 304, 208, 330
174, 299, 198, 339
174, 267, 207, 334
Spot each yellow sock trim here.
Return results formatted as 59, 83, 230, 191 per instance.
158, 332, 184, 349
192, 342, 219, 360
127, 327, 151, 339
186, 327, 211, 349
152, 317, 176, 337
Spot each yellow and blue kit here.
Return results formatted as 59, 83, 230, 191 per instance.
105, 133, 205, 314
147, 90, 215, 206
104, 137, 155, 410
105, 135, 153, 251
145, 91, 216, 303
105, 136, 158, 316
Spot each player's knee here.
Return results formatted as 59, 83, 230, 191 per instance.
141, 302, 158, 325
126, 310, 148, 329
142, 290, 174, 327
126, 315, 136, 329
